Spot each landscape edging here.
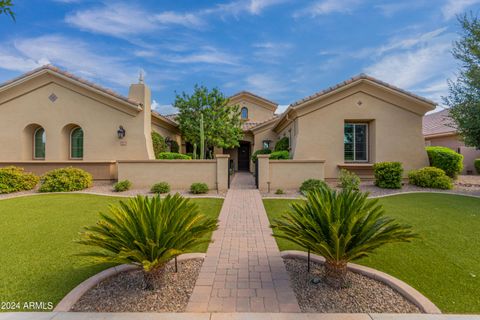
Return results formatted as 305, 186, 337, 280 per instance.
53, 252, 206, 312
280, 250, 441, 314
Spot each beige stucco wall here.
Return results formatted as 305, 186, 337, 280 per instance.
0, 73, 155, 161
279, 83, 431, 179
426, 134, 480, 174
117, 155, 229, 190
229, 96, 275, 122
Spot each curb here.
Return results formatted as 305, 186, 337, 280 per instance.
280, 250, 441, 314
262, 191, 480, 200
54, 253, 206, 312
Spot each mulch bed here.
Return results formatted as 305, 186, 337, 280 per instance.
71, 259, 203, 312
284, 258, 421, 313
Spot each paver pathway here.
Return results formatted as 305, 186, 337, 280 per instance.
186, 172, 300, 312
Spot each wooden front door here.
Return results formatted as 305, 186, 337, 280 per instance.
238, 142, 251, 171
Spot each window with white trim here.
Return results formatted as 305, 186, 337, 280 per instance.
344, 123, 368, 162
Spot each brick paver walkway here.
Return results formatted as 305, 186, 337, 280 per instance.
186, 172, 300, 313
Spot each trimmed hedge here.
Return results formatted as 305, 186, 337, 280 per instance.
269, 151, 289, 160
157, 152, 192, 160
0, 166, 39, 194
39, 167, 93, 192
274, 137, 289, 151
151, 182, 170, 194
426, 146, 463, 178
373, 162, 403, 189
338, 169, 360, 191
190, 182, 209, 194
299, 179, 329, 194
475, 159, 480, 174
408, 167, 453, 189
114, 180, 131, 192
251, 149, 271, 162
169, 140, 180, 153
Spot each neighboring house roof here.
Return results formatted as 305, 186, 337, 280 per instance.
229, 91, 278, 110
151, 111, 179, 128
423, 109, 457, 137
243, 115, 279, 131
0, 64, 141, 109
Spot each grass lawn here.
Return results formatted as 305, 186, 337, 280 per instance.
0, 194, 223, 311
263, 193, 480, 313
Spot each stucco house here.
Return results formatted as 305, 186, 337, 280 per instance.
423, 109, 480, 174
0, 65, 436, 181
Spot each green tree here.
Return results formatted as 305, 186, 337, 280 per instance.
271, 185, 417, 288
174, 85, 243, 159
76, 194, 218, 290
0, 0, 15, 21
444, 13, 480, 149
151, 131, 168, 159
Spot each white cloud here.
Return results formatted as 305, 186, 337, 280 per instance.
245, 73, 287, 96
213, 0, 288, 16
10, 35, 138, 87
294, 0, 362, 18
161, 47, 239, 65
252, 42, 292, 62
153, 11, 205, 28
152, 100, 177, 114
276, 104, 289, 113
442, 0, 480, 20
0, 50, 44, 72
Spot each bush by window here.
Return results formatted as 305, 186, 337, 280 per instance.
151, 182, 171, 194
425, 146, 463, 178
269, 151, 289, 160
373, 162, 403, 189
157, 152, 191, 160
408, 167, 453, 189
169, 140, 180, 153
114, 180, 132, 192
274, 137, 289, 152
0, 166, 39, 194
190, 182, 209, 194
152, 131, 168, 159
251, 149, 272, 162
39, 167, 92, 192
338, 169, 360, 191
299, 178, 329, 194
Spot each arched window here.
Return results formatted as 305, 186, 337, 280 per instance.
70, 127, 84, 159
33, 127, 46, 159
241, 107, 248, 120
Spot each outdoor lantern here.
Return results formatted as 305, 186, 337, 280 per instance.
117, 125, 126, 139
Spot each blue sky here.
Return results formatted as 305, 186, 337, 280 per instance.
1, 0, 479, 114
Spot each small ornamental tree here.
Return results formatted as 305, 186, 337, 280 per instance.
0, 0, 15, 21
174, 85, 243, 159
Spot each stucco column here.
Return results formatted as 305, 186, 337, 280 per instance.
257, 154, 270, 192
215, 154, 230, 191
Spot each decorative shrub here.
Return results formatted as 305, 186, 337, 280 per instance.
0, 166, 39, 194
169, 140, 180, 153
426, 146, 463, 178
190, 182, 209, 194
114, 180, 131, 192
274, 137, 289, 151
299, 178, 329, 194
77, 194, 218, 290
39, 167, 93, 192
152, 131, 168, 159
275, 189, 285, 195
270, 151, 289, 160
157, 152, 191, 160
151, 182, 170, 194
408, 167, 453, 189
251, 149, 272, 162
338, 169, 360, 191
373, 162, 403, 189
475, 159, 480, 174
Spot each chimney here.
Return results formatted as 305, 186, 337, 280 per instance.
128, 70, 155, 159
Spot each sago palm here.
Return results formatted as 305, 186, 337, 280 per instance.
76, 194, 218, 290
271, 185, 417, 288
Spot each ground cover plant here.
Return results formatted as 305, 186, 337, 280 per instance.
190, 182, 209, 194
0, 166, 39, 194
264, 193, 480, 312
39, 167, 92, 192
0, 194, 223, 310
113, 180, 131, 192
151, 182, 171, 194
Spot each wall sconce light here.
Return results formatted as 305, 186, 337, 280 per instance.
117, 125, 126, 139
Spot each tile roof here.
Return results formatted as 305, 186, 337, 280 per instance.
422, 108, 457, 136
0, 64, 140, 107
290, 73, 437, 107
151, 111, 179, 127
242, 115, 279, 131
229, 90, 279, 107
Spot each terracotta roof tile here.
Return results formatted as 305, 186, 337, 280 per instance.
0, 64, 140, 107
229, 90, 278, 107
423, 109, 457, 136
242, 115, 279, 131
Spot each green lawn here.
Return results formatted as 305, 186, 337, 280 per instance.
263, 193, 480, 313
0, 194, 223, 311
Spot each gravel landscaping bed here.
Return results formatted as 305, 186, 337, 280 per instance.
72, 259, 203, 312
284, 258, 421, 313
